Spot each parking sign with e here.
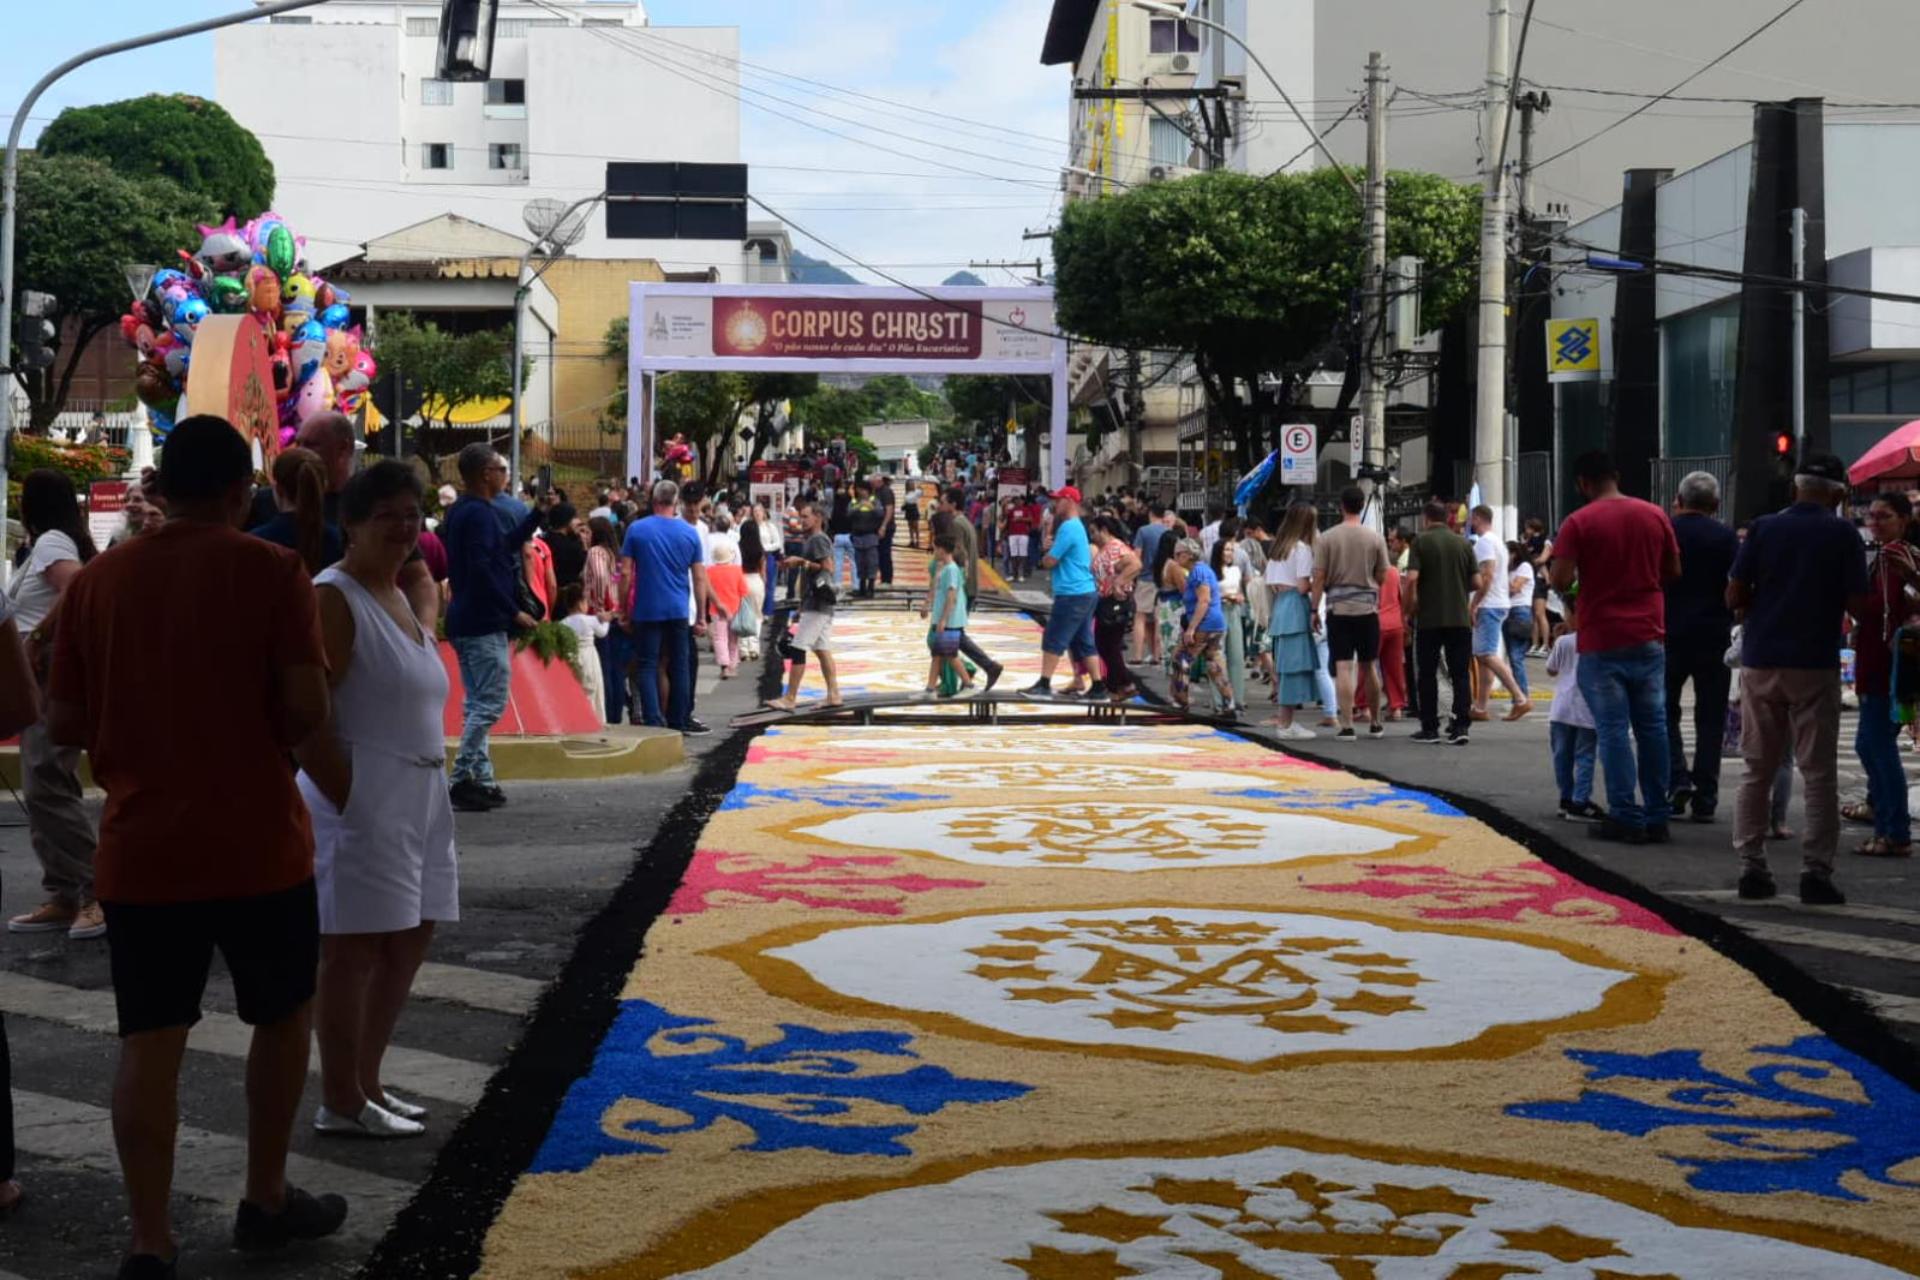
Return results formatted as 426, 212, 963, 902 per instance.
1281, 423, 1317, 487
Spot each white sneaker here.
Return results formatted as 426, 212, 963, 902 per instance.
1275, 724, 1317, 741
313, 1100, 425, 1139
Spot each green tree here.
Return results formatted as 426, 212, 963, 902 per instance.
655, 371, 752, 485
377, 313, 521, 472
740, 372, 820, 469
11, 153, 216, 430
793, 384, 871, 442
1053, 166, 1478, 461
36, 94, 275, 221
946, 374, 1052, 471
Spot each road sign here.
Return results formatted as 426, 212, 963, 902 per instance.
1280, 422, 1317, 488
1547, 317, 1603, 382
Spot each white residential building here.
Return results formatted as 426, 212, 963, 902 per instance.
215, 0, 748, 274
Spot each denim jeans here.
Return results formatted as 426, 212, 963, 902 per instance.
1550, 721, 1597, 806
450, 631, 512, 785
832, 533, 854, 589
1575, 640, 1671, 829
633, 617, 693, 730
1314, 632, 1339, 719
1855, 692, 1910, 843
1503, 607, 1531, 699
1042, 592, 1099, 659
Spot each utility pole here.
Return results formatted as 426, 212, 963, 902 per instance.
1515, 90, 1549, 227
1125, 346, 1145, 486
968, 259, 1046, 284
1359, 51, 1390, 533
1473, 0, 1514, 535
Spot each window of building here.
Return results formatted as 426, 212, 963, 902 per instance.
1149, 116, 1190, 168
496, 18, 528, 38
421, 78, 453, 106
486, 79, 526, 105
421, 142, 452, 171
1661, 300, 1740, 457
405, 16, 438, 36
489, 143, 523, 171
1148, 17, 1202, 54
269, 14, 312, 22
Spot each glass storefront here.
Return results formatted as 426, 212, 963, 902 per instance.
1661, 300, 1741, 457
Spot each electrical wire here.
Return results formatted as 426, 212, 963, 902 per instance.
1490, 0, 1539, 182
1533, 0, 1813, 170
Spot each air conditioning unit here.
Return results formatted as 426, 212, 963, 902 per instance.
1148, 164, 1195, 183
1142, 52, 1198, 84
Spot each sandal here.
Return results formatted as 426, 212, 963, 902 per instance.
1841, 801, 1875, 825
1855, 837, 1914, 858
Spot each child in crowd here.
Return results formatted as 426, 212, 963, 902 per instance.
1546, 593, 1604, 821
557, 582, 611, 719
923, 531, 971, 697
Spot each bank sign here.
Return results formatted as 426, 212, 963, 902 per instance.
633, 283, 1058, 375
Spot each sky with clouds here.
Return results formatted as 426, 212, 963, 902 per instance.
2, 0, 1068, 285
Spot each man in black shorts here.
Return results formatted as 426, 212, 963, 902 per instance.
1310, 486, 1392, 741
49, 417, 349, 1278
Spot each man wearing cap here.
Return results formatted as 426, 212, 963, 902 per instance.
1725, 452, 1870, 905
1023, 486, 1103, 699
1549, 452, 1682, 846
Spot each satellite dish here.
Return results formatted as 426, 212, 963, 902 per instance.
522, 197, 590, 252
522, 197, 566, 241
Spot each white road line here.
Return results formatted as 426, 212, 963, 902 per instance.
1843, 987, 1920, 1026
12, 1091, 414, 1247
1674, 890, 1920, 928
412, 962, 544, 1017
0, 974, 489, 1107
1729, 918, 1920, 963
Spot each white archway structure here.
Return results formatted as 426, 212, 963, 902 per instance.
627, 283, 1068, 488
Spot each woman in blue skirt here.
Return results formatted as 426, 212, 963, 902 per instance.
1265, 501, 1323, 740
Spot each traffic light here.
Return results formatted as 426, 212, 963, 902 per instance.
1774, 432, 1793, 458
436, 0, 499, 82
18, 290, 56, 371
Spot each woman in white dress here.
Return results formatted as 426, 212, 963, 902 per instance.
295, 462, 457, 1139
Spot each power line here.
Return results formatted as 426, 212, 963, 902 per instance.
1525, 82, 1920, 110
1534, 0, 1813, 170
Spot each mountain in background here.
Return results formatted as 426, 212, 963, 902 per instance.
789, 250, 862, 285
941, 270, 986, 287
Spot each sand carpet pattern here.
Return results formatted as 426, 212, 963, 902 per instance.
456, 594, 1920, 1279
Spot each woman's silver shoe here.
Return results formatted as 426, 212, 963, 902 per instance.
377, 1090, 429, 1121
313, 1100, 425, 1139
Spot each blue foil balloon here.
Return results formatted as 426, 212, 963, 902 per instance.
318, 303, 350, 331
295, 320, 326, 345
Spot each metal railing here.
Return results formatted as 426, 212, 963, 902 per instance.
1651, 455, 1735, 524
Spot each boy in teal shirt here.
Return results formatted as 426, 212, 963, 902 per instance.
923, 531, 977, 696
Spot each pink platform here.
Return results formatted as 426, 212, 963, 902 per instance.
438, 641, 605, 738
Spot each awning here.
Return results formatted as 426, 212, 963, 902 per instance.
419, 396, 513, 425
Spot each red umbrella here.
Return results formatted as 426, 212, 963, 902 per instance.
1850, 419, 1920, 487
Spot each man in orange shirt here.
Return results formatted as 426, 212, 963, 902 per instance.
50, 416, 350, 1279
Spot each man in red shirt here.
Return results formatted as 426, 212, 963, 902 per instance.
49, 416, 349, 1278
1549, 451, 1683, 844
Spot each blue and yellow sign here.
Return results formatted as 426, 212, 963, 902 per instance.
1547, 317, 1603, 381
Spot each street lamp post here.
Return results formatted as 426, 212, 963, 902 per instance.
509, 191, 605, 484
0, 0, 333, 552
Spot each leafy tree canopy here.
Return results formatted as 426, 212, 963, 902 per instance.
36, 94, 275, 222
11, 153, 216, 429
376, 312, 520, 443
1053, 166, 1479, 423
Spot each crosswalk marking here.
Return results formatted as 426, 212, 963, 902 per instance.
1728, 918, 1920, 964
1843, 987, 1920, 1026
0, 973, 490, 1106
412, 961, 544, 1017
1674, 890, 1920, 928
12, 1091, 414, 1247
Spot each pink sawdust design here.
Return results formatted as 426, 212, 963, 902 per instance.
669, 851, 984, 917
1310, 862, 1681, 935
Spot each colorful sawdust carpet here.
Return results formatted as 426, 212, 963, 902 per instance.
382, 564, 1920, 1279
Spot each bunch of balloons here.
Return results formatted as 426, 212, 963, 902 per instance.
121, 212, 378, 443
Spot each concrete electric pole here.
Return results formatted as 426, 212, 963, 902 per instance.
1474, 0, 1514, 534
1359, 51, 1390, 532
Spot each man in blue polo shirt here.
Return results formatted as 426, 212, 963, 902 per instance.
1727, 453, 1871, 905
620, 480, 711, 734
1023, 486, 1102, 699
444, 444, 541, 812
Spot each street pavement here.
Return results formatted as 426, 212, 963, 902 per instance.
5, 553, 1917, 1278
